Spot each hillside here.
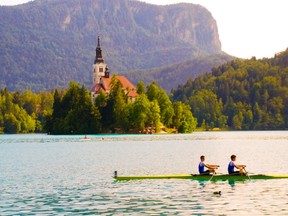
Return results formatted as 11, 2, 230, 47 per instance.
0, 0, 223, 92
122, 53, 234, 91
171, 48, 288, 130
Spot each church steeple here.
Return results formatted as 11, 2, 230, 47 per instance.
94, 36, 104, 64
92, 35, 107, 86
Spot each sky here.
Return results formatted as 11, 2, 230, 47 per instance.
1, 0, 287, 59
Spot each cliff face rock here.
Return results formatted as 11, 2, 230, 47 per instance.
129, 2, 221, 52
0, 0, 222, 91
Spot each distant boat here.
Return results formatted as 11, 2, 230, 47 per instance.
81, 136, 91, 141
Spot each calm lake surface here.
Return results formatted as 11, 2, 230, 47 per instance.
0, 131, 288, 215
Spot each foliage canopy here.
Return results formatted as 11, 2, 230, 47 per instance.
171, 49, 288, 130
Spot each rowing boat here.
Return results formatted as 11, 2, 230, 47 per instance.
113, 173, 288, 181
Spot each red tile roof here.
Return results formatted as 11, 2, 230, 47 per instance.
127, 89, 138, 97
91, 84, 107, 94
92, 75, 138, 98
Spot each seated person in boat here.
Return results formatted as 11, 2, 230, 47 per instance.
198, 155, 220, 175
228, 154, 246, 175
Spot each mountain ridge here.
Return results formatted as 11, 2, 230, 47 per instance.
122, 53, 234, 91
0, 0, 224, 92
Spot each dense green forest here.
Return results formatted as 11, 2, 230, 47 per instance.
0, 88, 53, 134
0, 77, 197, 134
171, 49, 288, 130
1, 49, 288, 134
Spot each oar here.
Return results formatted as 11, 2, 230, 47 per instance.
208, 171, 216, 181
244, 168, 251, 180
214, 172, 225, 175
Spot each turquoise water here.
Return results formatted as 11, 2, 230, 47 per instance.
0, 131, 288, 215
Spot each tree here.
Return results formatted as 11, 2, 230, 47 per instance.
173, 101, 197, 133
45, 82, 101, 134
148, 100, 161, 133
253, 102, 262, 129
189, 89, 224, 128
22, 89, 40, 115
136, 81, 145, 95
37, 91, 54, 132
146, 82, 174, 127
129, 94, 150, 131
64, 86, 101, 134
157, 89, 174, 127
111, 81, 127, 128
44, 89, 63, 134
232, 112, 244, 130
146, 82, 160, 101
0, 88, 36, 134
4, 113, 20, 134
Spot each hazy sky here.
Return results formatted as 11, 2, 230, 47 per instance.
1, 0, 287, 59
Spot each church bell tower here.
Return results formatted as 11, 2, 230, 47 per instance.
93, 36, 107, 85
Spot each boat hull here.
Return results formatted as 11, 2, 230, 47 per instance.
114, 174, 288, 181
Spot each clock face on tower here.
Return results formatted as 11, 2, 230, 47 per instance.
99, 67, 103, 72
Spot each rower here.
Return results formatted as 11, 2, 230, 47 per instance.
198, 155, 220, 175
228, 155, 247, 175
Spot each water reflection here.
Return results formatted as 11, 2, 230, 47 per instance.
228, 180, 235, 187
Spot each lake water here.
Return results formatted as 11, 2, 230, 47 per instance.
0, 131, 288, 215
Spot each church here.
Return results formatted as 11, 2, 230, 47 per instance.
90, 36, 138, 102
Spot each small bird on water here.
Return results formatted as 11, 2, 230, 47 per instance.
213, 191, 221, 195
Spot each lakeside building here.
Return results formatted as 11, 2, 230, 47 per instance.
90, 36, 138, 102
